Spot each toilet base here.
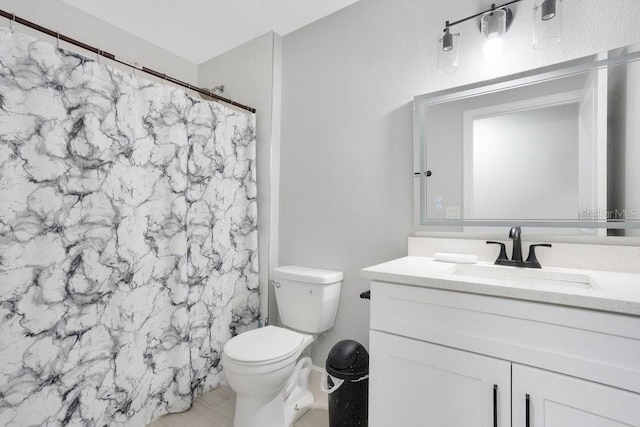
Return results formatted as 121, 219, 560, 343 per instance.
284, 390, 314, 426
231, 357, 315, 427
283, 357, 314, 425
233, 391, 285, 427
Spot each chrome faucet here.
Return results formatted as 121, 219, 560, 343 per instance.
486, 227, 552, 269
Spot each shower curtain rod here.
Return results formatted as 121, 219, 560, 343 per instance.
0, 9, 256, 113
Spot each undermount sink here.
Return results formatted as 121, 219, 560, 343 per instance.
451, 263, 598, 290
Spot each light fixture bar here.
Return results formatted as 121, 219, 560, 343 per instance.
444, 0, 523, 28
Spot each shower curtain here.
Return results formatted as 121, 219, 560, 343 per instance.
0, 26, 259, 426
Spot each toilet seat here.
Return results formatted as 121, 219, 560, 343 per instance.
223, 326, 307, 366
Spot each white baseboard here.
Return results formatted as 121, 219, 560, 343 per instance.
308, 365, 328, 409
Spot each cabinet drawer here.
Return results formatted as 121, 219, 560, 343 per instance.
370, 280, 640, 393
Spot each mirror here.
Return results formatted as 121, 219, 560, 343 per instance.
414, 44, 640, 235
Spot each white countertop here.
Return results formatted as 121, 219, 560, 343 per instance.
361, 256, 640, 316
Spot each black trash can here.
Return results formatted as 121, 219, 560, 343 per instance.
325, 340, 369, 426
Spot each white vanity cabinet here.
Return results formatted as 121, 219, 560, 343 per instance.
368, 280, 640, 427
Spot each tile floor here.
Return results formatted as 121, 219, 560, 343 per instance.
148, 386, 329, 427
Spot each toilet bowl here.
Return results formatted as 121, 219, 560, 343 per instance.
222, 326, 314, 427
222, 265, 343, 427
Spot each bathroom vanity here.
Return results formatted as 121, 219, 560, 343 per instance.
362, 256, 640, 427
393, 39, 640, 426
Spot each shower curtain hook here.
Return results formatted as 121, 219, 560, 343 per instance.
56, 31, 60, 50
10, 13, 15, 32
208, 89, 214, 101
96, 48, 101, 64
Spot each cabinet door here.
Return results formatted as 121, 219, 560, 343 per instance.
370, 331, 511, 427
513, 364, 640, 427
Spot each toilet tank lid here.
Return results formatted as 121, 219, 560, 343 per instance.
272, 265, 343, 284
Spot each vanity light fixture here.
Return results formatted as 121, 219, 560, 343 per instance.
438, 21, 460, 74
438, 0, 562, 74
533, 0, 562, 49
438, 1, 520, 73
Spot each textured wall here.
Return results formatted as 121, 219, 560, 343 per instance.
278, 0, 640, 366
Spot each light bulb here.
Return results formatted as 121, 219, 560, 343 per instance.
483, 36, 506, 64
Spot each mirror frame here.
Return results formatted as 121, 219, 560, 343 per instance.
414, 47, 640, 232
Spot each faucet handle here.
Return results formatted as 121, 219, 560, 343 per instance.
486, 241, 509, 264
526, 244, 552, 269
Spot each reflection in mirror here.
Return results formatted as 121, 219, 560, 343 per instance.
469, 102, 580, 220
414, 44, 640, 236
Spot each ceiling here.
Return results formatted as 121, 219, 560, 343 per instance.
59, 0, 361, 64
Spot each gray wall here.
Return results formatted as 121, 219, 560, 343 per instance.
278, 0, 640, 366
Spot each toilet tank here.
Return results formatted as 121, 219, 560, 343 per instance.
272, 266, 343, 333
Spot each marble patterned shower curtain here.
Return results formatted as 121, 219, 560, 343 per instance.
0, 26, 259, 426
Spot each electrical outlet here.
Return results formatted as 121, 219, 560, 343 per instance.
446, 207, 461, 219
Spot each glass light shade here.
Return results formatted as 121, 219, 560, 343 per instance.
533, 0, 562, 49
438, 30, 459, 74
481, 9, 507, 63
481, 9, 507, 39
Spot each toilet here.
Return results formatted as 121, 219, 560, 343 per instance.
222, 265, 343, 427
